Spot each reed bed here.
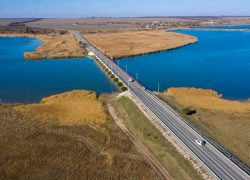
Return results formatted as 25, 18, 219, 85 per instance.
18, 90, 107, 126
82, 31, 198, 60
165, 87, 250, 114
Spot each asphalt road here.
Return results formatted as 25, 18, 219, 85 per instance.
71, 31, 250, 180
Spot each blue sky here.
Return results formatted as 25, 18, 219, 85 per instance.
1, 0, 249, 18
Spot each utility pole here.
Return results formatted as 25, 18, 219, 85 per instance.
126, 66, 127, 73
158, 83, 159, 93
136, 73, 138, 81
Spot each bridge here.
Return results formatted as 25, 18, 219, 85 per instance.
71, 31, 250, 180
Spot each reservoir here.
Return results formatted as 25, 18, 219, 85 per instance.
1, 28, 250, 103
0, 37, 118, 104
115, 30, 250, 101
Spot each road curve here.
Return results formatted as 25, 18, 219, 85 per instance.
71, 31, 250, 180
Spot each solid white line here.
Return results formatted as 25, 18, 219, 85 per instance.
74, 31, 249, 179
132, 88, 235, 179
145, 91, 249, 179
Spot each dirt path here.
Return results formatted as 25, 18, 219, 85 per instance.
107, 104, 173, 180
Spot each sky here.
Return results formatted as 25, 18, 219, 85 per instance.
0, 0, 249, 18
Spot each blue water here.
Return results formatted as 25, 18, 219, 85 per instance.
195, 25, 250, 29
0, 37, 118, 104
115, 30, 250, 101
1, 29, 250, 103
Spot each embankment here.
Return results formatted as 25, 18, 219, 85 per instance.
92, 57, 127, 92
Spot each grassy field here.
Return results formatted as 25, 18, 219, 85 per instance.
0, 90, 161, 179
22, 17, 250, 31
160, 87, 250, 166
0, 33, 87, 60
83, 31, 198, 60
112, 96, 202, 180
23, 17, 196, 31
0, 19, 39, 26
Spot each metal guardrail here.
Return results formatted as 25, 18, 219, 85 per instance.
74, 31, 250, 177
128, 88, 220, 179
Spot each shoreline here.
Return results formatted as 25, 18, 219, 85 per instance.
1, 87, 249, 105
168, 27, 250, 32
0, 33, 87, 60
82, 31, 199, 60
111, 40, 198, 60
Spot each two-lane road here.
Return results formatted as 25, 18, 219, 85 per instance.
71, 31, 250, 180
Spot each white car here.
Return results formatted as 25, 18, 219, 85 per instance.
195, 140, 206, 146
128, 78, 134, 82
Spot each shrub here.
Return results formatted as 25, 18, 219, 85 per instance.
114, 78, 119, 82
110, 74, 115, 78
107, 72, 112, 75
121, 86, 128, 92
105, 69, 109, 72
182, 108, 191, 115
117, 82, 123, 87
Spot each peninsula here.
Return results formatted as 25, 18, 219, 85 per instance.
0, 33, 87, 60
82, 31, 198, 60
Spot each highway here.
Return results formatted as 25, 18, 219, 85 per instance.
71, 31, 250, 180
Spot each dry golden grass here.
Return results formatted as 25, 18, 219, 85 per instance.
161, 87, 250, 166
18, 90, 107, 126
82, 31, 198, 59
25, 33, 87, 60
0, 33, 87, 60
165, 87, 250, 114
0, 120, 159, 180
0, 91, 137, 154
0, 91, 162, 179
